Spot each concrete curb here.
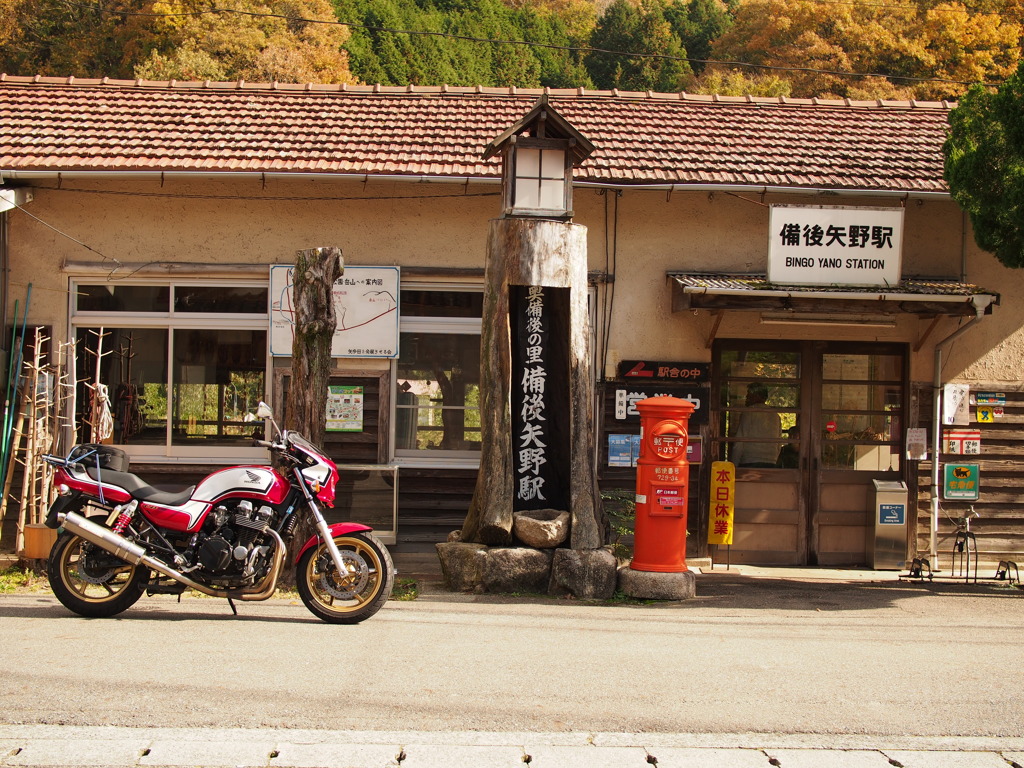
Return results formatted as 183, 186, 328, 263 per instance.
3, 727, 1024, 768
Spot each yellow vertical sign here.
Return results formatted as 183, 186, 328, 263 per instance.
708, 461, 736, 545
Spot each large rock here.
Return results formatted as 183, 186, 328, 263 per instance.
483, 547, 554, 594
548, 547, 617, 600
618, 566, 696, 600
435, 542, 488, 592
512, 509, 570, 548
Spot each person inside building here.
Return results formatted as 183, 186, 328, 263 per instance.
731, 382, 782, 468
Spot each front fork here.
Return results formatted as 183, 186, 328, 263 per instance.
293, 468, 349, 576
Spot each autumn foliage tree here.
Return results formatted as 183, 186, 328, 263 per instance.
0, 0, 355, 83
710, 0, 1021, 100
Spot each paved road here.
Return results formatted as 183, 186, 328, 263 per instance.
1, 572, 1022, 766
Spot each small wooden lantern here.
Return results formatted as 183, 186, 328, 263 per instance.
484, 96, 595, 220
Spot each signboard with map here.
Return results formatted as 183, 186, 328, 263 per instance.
270, 265, 400, 358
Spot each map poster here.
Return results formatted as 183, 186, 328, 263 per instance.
270, 265, 400, 358
326, 386, 364, 432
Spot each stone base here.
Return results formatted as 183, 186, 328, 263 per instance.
548, 548, 617, 599
436, 542, 618, 599
435, 542, 488, 592
618, 566, 697, 601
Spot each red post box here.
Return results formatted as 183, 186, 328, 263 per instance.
631, 395, 695, 572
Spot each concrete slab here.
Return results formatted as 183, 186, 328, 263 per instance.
3, 738, 146, 766
269, 742, 403, 768
398, 744, 526, 767
525, 745, 651, 767
883, 751, 1013, 768
765, 749, 894, 767
642, 747, 773, 767
139, 739, 275, 766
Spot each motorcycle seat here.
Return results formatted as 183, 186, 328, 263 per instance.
86, 467, 196, 506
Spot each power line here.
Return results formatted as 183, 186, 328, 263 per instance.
54, 0, 1007, 88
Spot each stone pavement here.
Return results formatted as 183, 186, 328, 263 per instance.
2, 727, 1024, 768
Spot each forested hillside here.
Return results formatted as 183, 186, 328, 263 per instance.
0, 0, 1020, 99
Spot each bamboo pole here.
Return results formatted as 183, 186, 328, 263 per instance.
0, 393, 25, 545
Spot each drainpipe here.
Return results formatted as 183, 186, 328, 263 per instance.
930, 295, 993, 565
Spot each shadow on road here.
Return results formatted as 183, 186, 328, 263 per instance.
407, 572, 1023, 614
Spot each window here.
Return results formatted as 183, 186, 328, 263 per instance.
395, 286, 482, 463
72, 280, 268, 459
718, 348, 800, 468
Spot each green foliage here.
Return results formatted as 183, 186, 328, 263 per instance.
587, 0, 692, 91
944, 59, 1024, 269
664, 0, 734, 73
336, 0, 591, 88
390, 577, 420, 600
0, 566, 47, 592
601, 487, 635, 561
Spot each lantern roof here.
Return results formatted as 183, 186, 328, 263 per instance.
482, 95, 595, 165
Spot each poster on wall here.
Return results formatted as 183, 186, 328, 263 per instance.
270, 265, 400, 358
943, 383, 971, 426
326, 385, 364, 432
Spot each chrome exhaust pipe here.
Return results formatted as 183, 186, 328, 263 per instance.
58, 511, 286, 601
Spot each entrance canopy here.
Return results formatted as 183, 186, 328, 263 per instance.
669, 273, 999, 318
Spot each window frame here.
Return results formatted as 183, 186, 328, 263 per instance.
393, 281, 483, 469
70, 277, 270, 462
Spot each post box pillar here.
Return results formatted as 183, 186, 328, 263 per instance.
619, 395, 698, 599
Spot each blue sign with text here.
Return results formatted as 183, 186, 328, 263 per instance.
879, 504, 905, 525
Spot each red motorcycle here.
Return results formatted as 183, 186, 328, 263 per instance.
41, 403, 394, 623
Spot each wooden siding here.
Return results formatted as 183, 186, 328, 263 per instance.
911, 385, 1024, 570
395, 468, 477, 551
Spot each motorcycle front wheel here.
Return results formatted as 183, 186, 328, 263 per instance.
47, 517, 150, 618
296, 531, 394, 624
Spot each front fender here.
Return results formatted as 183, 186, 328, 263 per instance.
296, 522, 373, 563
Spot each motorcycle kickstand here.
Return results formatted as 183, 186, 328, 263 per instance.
227, 598, 238, 616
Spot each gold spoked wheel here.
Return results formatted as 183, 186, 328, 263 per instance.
296, 532, 394, 624
47, 523, 149, 618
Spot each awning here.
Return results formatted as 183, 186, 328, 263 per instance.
669, 273, 999, 318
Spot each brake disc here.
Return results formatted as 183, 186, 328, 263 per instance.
317, 549, 369, 599
75, 546, 120, 585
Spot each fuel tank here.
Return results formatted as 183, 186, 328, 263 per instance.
140, 466, 291, 533
192, 466, 291, 505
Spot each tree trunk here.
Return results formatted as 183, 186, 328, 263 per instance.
462, 218, 604, 548
285, 247, 343, 584
289, 247, 343, 442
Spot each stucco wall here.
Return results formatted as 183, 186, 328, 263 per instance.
7, 176, 1024, 388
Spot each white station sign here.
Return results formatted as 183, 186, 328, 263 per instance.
768, 205, 904, 287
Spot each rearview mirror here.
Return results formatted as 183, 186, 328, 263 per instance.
255, 402, 274, 420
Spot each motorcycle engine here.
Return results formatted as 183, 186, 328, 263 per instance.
189, 500, 275, 586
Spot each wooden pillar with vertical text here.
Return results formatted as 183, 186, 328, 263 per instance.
462, 218, 603, 548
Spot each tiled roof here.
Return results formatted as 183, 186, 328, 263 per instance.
0, 76, 955, 193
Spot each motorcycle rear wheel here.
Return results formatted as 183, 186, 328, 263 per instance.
296, 531, 394, 624
47, 517, 150, 618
